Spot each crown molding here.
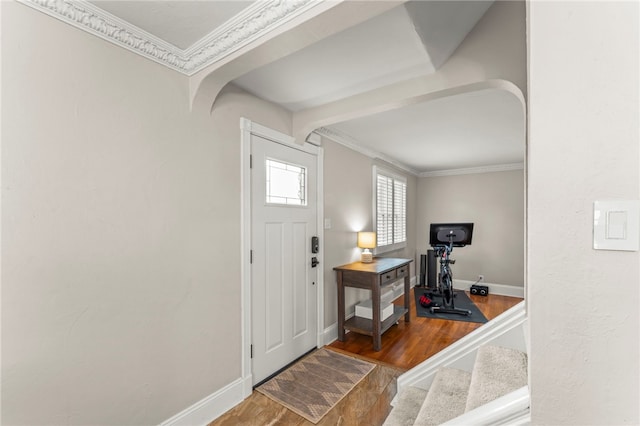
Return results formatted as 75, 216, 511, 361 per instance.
184, 0, 320, 75
420, 163, 524, 178
18, 0, 320, 76
315, 127, 420, 176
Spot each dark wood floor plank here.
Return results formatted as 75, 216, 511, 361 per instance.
209, 289, 522, 426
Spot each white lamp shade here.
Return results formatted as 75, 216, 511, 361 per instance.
357, 232, 376, 249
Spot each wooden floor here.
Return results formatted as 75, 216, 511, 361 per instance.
330, 288, 523, 370
210, 288, 522, 426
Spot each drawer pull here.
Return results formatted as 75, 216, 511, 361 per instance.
381, 269, 397, 285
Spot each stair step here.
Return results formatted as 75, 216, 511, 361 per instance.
414, 367, 472, 426
465, 345, 528, 412
382, 386, 429, 426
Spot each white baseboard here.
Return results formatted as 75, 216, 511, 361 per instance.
322, 321, 339, 346
159, 378, 245, 426
453, 279, 524, 299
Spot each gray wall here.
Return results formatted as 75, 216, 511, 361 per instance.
416, 170, 525, 287
1, 3, 290, 424
528, 1, 639, 424
322, 138, 417, 326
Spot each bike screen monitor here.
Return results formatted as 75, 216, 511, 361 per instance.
429, 223, 474, 247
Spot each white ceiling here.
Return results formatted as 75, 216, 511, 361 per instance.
233, 5, 435, 111
27, 0, 525, 175
91, 1, 256, 50
329, 88, 525, 174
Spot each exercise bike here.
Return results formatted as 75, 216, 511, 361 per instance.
430, 229, 472, 316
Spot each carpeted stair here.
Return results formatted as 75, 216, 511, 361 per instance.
413, 367, 472, 425
382, 386, 429, 426
383, 345, 528, 425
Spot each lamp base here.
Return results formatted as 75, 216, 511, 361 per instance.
361, 252, 373, 263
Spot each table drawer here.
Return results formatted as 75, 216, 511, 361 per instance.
396, 265, 409, 279
380, 269, 397, 286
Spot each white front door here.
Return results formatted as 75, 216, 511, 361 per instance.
250, 133, 318, 385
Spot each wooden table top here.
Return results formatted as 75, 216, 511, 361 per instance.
333, 257, 412, 274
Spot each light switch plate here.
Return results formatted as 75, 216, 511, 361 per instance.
593, 200, 640, 251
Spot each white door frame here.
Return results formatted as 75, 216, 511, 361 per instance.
239, 118, 324, 397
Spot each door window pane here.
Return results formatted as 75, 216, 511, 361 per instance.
266, 159, 307, 205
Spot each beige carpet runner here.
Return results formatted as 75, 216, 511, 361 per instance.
256, 348, 376, 423
383, 344, 528, 425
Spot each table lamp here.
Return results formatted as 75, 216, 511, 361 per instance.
357, 231, 376, 263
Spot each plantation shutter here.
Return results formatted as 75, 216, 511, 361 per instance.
394, 179, 406, 243
374, 167, 407, 253
376, 174, 394, 247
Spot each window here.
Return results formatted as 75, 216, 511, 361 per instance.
374, 166, 407, 253
265, 158, 307, 205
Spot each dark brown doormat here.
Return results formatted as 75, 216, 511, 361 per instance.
256, 348, 376, 423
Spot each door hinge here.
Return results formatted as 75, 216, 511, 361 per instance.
250, 250, 253, 264
249, 154, 253, 169
250, 344, 253, 359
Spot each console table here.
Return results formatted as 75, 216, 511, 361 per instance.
334, 257, 412, 351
